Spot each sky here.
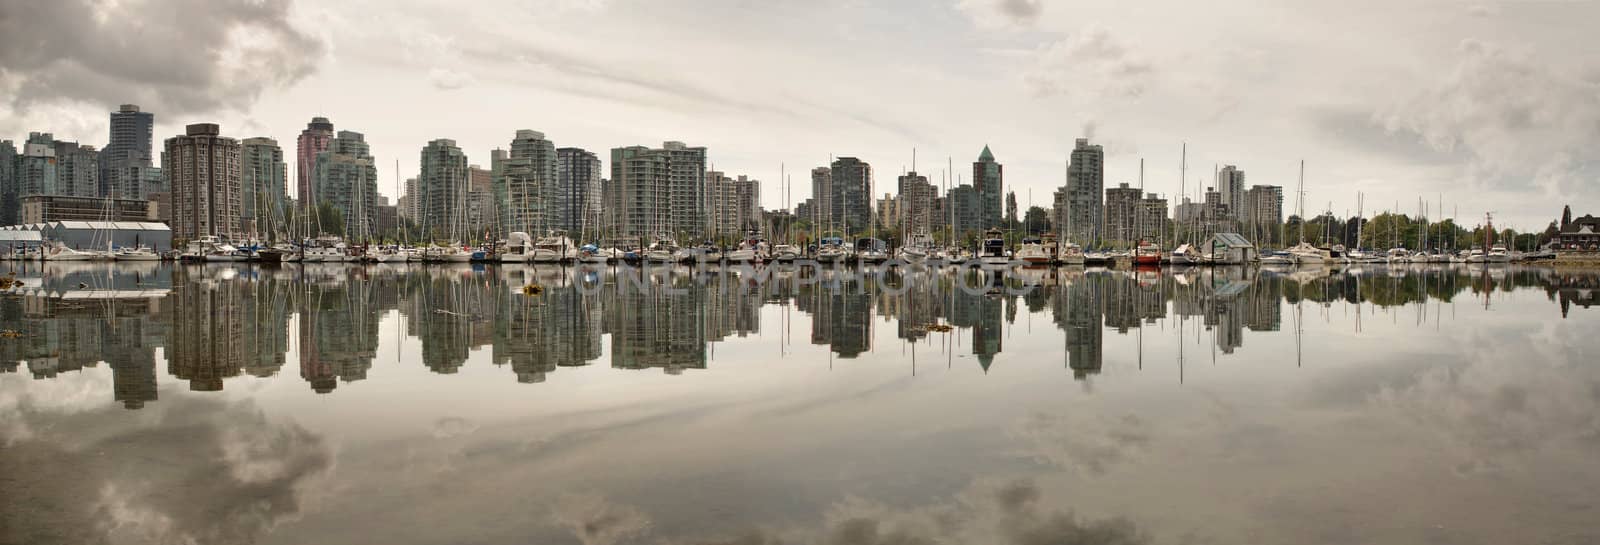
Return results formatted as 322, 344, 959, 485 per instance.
2, 0, 1597, 231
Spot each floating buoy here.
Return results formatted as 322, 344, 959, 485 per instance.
522, 284, 544, 296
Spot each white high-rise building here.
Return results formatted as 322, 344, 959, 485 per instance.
496, 130, 557, 235
1217, 165, 1245, 219
1065, 138, 1103, 244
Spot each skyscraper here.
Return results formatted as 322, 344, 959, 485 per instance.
896, 171, 936, 236
1242, 185, 1284, 243
496, 130, 557, 235
706, 171, 761, 237
1104, 182, 1142, 245
165, 123, 242, 241
1065, 138, 1104, 243
52, 140, 99, 197
102, 104, 154, 197
295, 117, 335, 205
313, 131, 378, 238
829, 157, 872, 235
1217, 165, 1245, 219
556, 147, 602, 234
608, 141, 706, 238
972, 146, 1003, 229
241, 137, 287, 236
0, 140, 15, 225
418, 139, 469, 239
810, 166, 832, 228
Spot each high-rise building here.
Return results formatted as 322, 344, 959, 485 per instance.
496, 130, 557, 235
295, 117, 335, 205
418, 139, 469, 238
607, 141, 706, 238
809, 167, 832, 228
102, 104, 154, 197
313, 131, 378, 238
165, 123, 242, 241
1104, 182, 1142, 245
829, 157, 872, 235
400, 177, 419, 221
0, 140, 15, 224
896, 171, 936, 236
1242, 184, 1284, 242
240, 137, 287, 236
706, 171, 760, 236
973, 146, 1003, 229
1217, 165, 1245, 219
556, 147, 602, 234
949, 184, 980, 240
17, 133, 59, 197
1065, 138, 1104, 243
1138, 192, 1168, 242
468, 164, 495, 235
52, 140, 99, 198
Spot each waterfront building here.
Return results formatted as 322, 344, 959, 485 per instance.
20, 195, 157, 224
468, 164, 496, 236
53, 139, 100, 198
1217, 165, 1245, 220
607, 141, 706, 239
1104, 182, 1142, 245
417, 139, 469, 239
1064, 138, 1104, 244
830, 157, 873, 235
313, 131, 378, 238
241, 137, 288, 236
495, 130, 557, 236
972, 146, 1003, 229
165, 123, 242, 241
295, 117, 335, 205
809, 166, 832, 229
1242, 185, 1284, 244
896, 171, 936, 236
102, 104, 155, 197
706, 171, 761, 237
556, 147, 603, 235
0, 140, 14, 225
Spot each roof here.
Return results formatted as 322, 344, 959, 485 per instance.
1561, 215, 1600, 233
42, 221, 169, 231
1209, 232, 1255, 248
978, 145, 994, 162
0, 231, 43, 241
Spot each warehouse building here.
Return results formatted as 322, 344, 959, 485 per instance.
0, 221, 173, 253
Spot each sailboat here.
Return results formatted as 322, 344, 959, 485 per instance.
499, 231, 535, 263
646, 233, 680, 263
531, 230, 575, 263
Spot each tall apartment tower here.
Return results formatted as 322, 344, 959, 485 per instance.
972, 145, 1003, 229
556, 147, 603, 234
165, 123, 242, 241
1065, 138, 1104, 244
102, 104, 155, 197
0, 140, 15, 225
829, 157, 872, 235
418, 139, 469, 239
496, 130, 557, 235
1217, 165, 1245, 219
313, 131, 378, 238
52, 140, 99, 197
296, 117, 335, 205
896, 171, 936, 235
241, 137, 288, 236
1104, 182, 1142, 244
810, 166, 833, 228
607, 141, 706, 238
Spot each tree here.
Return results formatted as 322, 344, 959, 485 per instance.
316, 202, 345, 237
1562, 205, 1573, 230
1022, 206, 1051, 234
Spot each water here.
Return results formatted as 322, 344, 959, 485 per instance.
2, 262, 1597, 545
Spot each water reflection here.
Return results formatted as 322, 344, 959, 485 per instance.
1, 262, 1595, 406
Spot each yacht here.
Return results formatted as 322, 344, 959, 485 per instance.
1287, 242, 1330, 264
1133, 239, 1162, 267
856, 238, 889, 264
978, 229, 1008, 266
646, 234, 680, 264
725, 236, 766, 263
816, 237, 850, 264
1167, 243, 1201, 266
1384, 248, 1412, 264
531, 231, 575, 263
1259, 251, 1296, 266
1082, 250, 1113, 266
771, 244, 801, 263
499, 232, 535, 263
945, 246, 971, 266
1057, 241, 1086, 265
42, 241, 100, 261
1487, 245, 1512, 263
693, 242, 724, 265
578, 243, 612, 264
1016, 236, 1053, 265
114, 245, 162, 261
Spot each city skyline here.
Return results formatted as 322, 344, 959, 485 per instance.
1, 0, 1595, 231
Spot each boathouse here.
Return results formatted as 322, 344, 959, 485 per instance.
1201, 233, 1258, 264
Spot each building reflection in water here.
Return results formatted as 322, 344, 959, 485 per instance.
0, 262, 1592, 408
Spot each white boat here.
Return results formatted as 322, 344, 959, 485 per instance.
43, 241, 100, 261
1167, 243, 1201, 265
725, 237, 766, 263
646, 234, 680, 264
693, 243, 724, 264
1259, 251, 1296, 265
499, 231, 535, 263
1016, 236, 1053, 265
978, 228, 1008, 266
114, 245, 162, 261
945, 247, 971, 265
772, 244, 800, 262
531, 231, 575, 263
856, 238, 889, 264
578, 244, 612, 264
1487, 245, 1512, 263
1057, 242, 1085, 265
816, 237, 850, 264
1288, 242, 1330, 264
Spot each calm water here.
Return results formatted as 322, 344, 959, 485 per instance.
2, 262, 1597, 545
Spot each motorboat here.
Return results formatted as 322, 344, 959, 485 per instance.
1487, 245, 1512, 263
945, 247, 971, 266
578, 244, 611, 264
1082, 250, 1113, 266
771, 244, 801, 262
1287, 242, 1330, 264
855, 238, 889, 264
646, 234, 680, 264
1057, 242, 1085, 265
1167, 243, 1201, 266
1259, 251, 1296, 265
531, 231, 575, 263
499, 231, 535, 263
1133, 239, 1162, 267
816, 237, 850, 264
113, 245, 162, 261
1016, 236, 1053, 265
978, 228, 1008, 266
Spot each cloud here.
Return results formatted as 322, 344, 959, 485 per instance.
0, 0, 324, 119
428, 67, 474, 90
956, 0, 1043, 29
1466, 4, 1498, 17
1023, 25, 1153, 103
678, 479, 1149, 545
0, 396, 333, 545
553, 492, 653, 545
1009, 411, 1151, 475
1374, 39, 1600, 197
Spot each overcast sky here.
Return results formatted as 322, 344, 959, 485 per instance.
2, 0, 1596, 230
